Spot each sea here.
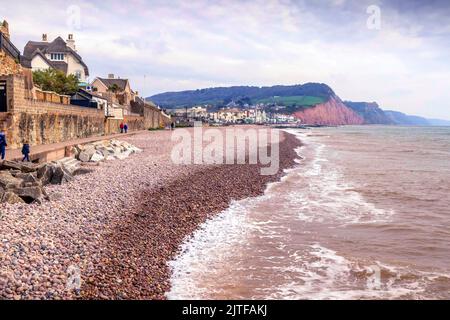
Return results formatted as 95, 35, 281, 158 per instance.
167, 126, 450, 300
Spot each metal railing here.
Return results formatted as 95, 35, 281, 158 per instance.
0, 32, 21, 63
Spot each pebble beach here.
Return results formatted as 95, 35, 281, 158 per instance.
0, 127, 300, 300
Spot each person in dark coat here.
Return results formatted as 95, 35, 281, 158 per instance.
0, 131, 7, 160
124, 123, 128, 133
22, 142, 31, 162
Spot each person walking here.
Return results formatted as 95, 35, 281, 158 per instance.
0, 130, 7, 160
119, 122, 124, 133
124, 123, 128, 134
22, 142, 31, 162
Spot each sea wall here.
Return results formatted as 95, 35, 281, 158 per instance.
0, 74, 171, 149
105, 115, 146, 135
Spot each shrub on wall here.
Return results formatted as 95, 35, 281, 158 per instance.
33, 68, 79, 96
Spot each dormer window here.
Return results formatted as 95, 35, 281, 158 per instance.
50, 53, 64, 61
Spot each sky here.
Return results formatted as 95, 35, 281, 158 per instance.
2, 0, 450, 119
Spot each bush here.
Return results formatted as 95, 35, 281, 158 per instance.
33, 69, 79, 95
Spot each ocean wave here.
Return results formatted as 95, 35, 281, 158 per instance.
265, 244, 449, 300
286, 134, 394, 225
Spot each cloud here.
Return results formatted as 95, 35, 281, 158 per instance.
1, 0, 449, 119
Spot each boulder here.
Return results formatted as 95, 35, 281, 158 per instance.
19, 163, 39, 173
0, 171, 22, 189
1, 191, 25, 204
51, 165, 73, 185
37, 163, 56, 186
0, 160, 22, 171
90, 152, 105, 162
14, 172, 41, 186
78, 147, 96, 162
15, 186, 43, 203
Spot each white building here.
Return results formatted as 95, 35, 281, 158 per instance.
22, 34, 89, 83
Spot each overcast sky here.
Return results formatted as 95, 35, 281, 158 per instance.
2, 0, 450, 119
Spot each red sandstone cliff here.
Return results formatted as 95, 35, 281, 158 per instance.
293, 96, 365, 125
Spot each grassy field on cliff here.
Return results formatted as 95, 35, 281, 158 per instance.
256, 95, 326, 107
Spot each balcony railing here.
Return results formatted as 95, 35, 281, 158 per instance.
0, 32, 21, 63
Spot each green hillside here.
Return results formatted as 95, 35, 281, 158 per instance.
256, 95, 325, 106
148, 83, 335, 108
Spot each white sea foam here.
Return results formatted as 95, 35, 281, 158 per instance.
166, 197, 261, 300
286, 130, 394, 224
264, 244, 434, 300
167, 128, 449, 300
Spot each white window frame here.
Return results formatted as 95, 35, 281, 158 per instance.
50, 53, 65, 61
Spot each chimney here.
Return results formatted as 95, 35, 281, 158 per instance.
0, 20, 10, 39
42, 34, 48, 42
66, 34, 76, 51
108, 74, 115, 79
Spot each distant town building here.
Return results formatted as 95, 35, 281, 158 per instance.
22, 34, 89, 83
91, 75, 138, 109
244, 108, 267, 124
212, 108, 247, 123
268, 113, 298, 124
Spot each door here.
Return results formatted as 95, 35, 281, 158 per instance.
0, 81, 6, 112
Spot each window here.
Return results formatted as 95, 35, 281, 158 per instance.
50, 53, 64, 61
74, 70, 82, 80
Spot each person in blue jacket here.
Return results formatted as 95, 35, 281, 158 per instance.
124, 123, 129, 134
0, 130, 7, 160
22, 142, 31, 162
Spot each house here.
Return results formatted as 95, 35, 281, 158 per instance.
244, 108, 267, 124
214, 108, 247, 123
22, 34, 89, 82
91, 74, 138, 110
70, 88, 108, 111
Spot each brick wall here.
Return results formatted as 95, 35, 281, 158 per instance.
105, 115, 146, 135
1, 74, 106, 148
0, 74, 171, 149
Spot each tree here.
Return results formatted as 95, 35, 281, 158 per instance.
108, 84, 120, 93
33, 68, 79, 95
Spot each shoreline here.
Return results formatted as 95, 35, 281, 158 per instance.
0, 127, 301, 300
81, 129, 301, 299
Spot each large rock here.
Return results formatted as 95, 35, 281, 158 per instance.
0, 171, 22, 189
37, 163, 56, 186
0, 160, 23, 171
19, 163, 40, 173
15, 186, 43, 203
1, 191, 25, 204
78, 146, 96, 162
90, 152, 105, 162
14, 172, 41, 186
51, 165, 73, 185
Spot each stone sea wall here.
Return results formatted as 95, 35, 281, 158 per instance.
0, 75, 171, 149
5, 102, 106, 148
